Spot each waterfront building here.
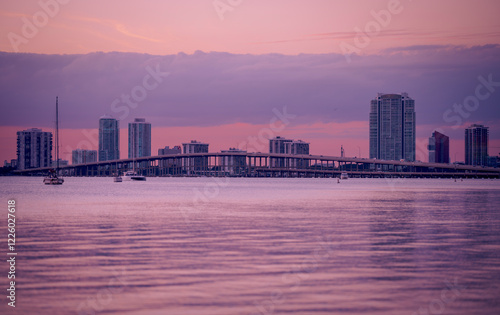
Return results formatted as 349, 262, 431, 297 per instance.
465, 124, 489, 166
369, 93, 416, 161
72, 149, 98, 165
98, 115, 120, 161
428, 131, 450, 163
269, 136, 292, 168
269, 136, 293, 154
16, 128, 52, 170
182, 140, 209, 175
158, 146, 181, 155
269, 137, 310, 169
290, 140, 310, 169
128, 118, 151, 158
219, 148, 247, 176
158, 145, 182, 174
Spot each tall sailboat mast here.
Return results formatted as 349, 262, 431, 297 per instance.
56, 96, 59, 171
44, 96, 64, 184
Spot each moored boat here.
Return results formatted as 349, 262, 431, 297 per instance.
123, 171, 146, 181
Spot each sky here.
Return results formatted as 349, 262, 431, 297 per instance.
1, 0, 500, 163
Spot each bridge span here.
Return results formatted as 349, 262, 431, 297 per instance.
14, 152, 500, 178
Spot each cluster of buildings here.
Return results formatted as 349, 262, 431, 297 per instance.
6, 93, 497, 171
369, 93, 495, 167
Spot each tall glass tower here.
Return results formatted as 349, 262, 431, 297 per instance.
369, 93, 416, 161
128, 118, 151, 158
98, 115, 120, 161
465, 124, 488, 166
428, 131, 450, 164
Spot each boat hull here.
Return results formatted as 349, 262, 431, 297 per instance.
43, 178, 64, 185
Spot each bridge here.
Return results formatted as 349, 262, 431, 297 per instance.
14, 152, 500, 178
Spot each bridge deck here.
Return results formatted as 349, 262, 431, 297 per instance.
14, 153, 500, 178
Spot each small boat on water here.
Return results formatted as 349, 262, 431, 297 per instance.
44, 169, 64, 185
123, 171, 146, 181
340, 172, 349, 180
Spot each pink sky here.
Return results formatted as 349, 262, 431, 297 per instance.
1, 0, 500, 55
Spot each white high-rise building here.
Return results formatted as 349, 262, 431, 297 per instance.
369, 93, 416, 161
128, 118, 151, 158
16, 128, 52, 170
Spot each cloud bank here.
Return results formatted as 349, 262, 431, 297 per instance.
0, 45, 499, 143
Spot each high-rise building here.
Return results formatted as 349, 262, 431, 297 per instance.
16, 128, 52, 170
182, 140, 209, 175
290, 140, 310, 169
158, 146, 182, 172
290, 140, 310, 155
269, 136, 292, 168
269, 137, 310, 168
72, 149, 98, 164
219, 148, 247, 176
128, 118, 151, 158
269, 136, 293, 154
99, 115, 119, 161
428, 131, 450, 163
465, 124, 489, 166
369, 93, 416, 161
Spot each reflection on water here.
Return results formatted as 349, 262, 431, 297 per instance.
0, 177, 499, 315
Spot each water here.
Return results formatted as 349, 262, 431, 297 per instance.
0, 177, 499, 315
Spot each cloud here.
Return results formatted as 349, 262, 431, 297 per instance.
67, 15, 163, 44
0, 46, 499, 143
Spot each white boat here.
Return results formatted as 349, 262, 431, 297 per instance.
44, 96, 64, 185
123, 171, 146, 181
44, 170, 64, 185
340, 172, 348, 180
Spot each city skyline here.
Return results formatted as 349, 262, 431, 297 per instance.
9, 111, 497, 170
3, 104, 499, 167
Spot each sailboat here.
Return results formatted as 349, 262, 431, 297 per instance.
44, 97, 64, 185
